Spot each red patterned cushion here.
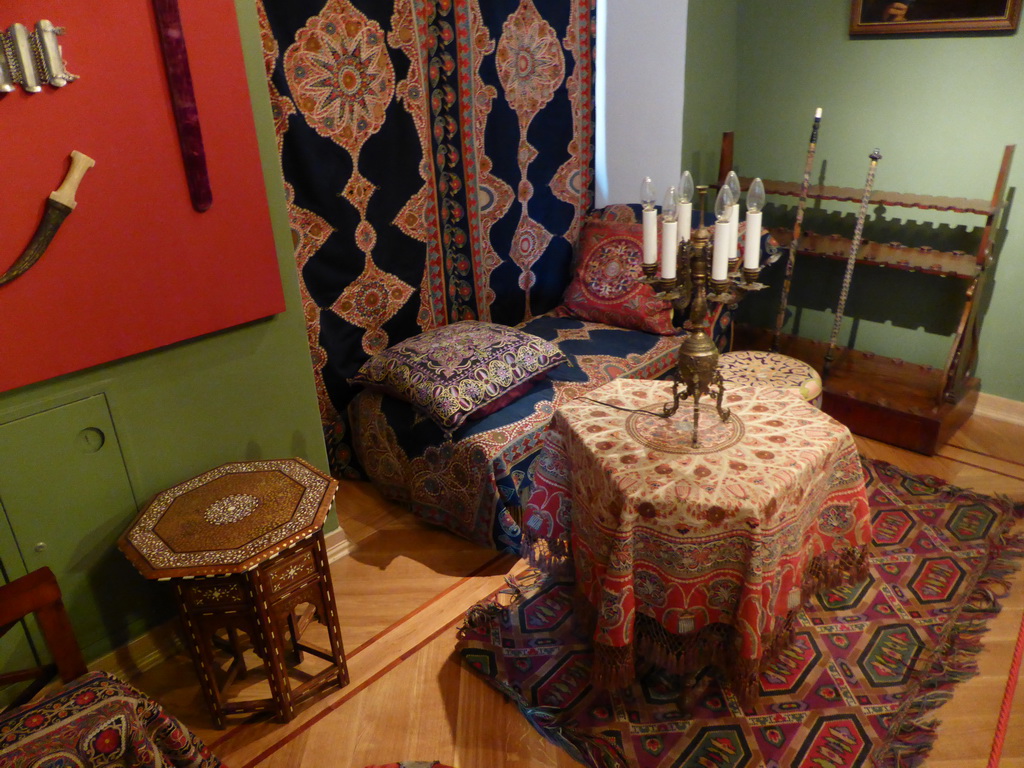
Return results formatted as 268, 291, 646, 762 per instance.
585, 203, 642, 223
350, 321, 566, 435
562, 220, 676, 335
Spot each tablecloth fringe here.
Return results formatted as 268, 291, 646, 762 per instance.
520, 529, 573, 575
584, 544, 871, 708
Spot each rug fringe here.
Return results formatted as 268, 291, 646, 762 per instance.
517, 704, 591, 765
872, 510, 1024, 767
520, 529, 573, 576
580, 544, 868, 709
458, 569, 548, 636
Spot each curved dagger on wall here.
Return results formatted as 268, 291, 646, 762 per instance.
1, 151, 96, 289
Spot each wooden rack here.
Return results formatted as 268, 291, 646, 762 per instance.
731, 144, 1014, 454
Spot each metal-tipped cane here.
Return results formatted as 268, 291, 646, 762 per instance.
823, 149, 883, 380
772, 108, 822, 352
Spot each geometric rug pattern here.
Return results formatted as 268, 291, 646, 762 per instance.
458, 458, 1023, 767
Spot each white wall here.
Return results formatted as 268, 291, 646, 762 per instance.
596, 0, 688, 207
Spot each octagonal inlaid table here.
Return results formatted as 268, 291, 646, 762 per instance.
118, 457, 349, 728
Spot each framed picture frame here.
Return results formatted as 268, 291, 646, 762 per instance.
850, 0, 1022, 34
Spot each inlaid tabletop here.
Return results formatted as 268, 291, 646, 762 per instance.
119, 458, 338, 579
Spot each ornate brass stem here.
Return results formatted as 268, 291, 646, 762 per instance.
650, 185, 768, 446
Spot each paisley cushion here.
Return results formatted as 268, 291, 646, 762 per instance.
562, 219, 676, 335
350, 321, 567, 434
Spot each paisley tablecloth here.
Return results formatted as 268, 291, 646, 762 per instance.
523, 379, 871, 704
0, 671, 221, 768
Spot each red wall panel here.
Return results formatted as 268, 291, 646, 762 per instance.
1, 1, 285, 392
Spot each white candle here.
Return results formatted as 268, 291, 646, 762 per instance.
713, 220, 730, 281
677, 169, 695, 244
661, 218, 677, 279
728, 202, 740, 265
744, 177, 767, 271
642, 208, 658, 265
675, 201, 692, 243
744, 210, 762, 269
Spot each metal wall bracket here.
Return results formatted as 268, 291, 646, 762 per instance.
0, 20, 77, 93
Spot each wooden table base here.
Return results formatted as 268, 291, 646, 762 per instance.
174, 531, 348, 728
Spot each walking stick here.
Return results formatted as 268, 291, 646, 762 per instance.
823, 149, 883, 379
772, 107, 822, 352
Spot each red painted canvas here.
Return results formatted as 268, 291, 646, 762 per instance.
1, 1, 285, 392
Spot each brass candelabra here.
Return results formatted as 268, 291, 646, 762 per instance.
641, 185, 768, 447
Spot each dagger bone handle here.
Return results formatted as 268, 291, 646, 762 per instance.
50, 150, 96, 210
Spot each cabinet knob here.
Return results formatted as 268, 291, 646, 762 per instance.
34, 542, 47, 553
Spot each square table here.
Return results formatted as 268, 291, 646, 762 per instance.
523, 379, 872, 705
118, 458, 349, 727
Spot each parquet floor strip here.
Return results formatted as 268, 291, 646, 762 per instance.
989, 604, 1024, 767
206, 561, 526, 765
239, 609, 469, 766
198, 549, 515, 752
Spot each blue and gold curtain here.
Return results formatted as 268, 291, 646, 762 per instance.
256, 0, 596, 477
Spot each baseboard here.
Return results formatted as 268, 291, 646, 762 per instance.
325, 525, 355, 562
974, 392, 1024, 427
88, 618, 183, 681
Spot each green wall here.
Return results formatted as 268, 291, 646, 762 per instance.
685, 0, 1024, 402
683, 0, 739, 186
0, 1, 330, 662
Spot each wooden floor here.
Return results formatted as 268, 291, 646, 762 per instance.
126, 413, 1024, 768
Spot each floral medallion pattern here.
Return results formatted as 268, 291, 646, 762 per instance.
497, 0, 566, 314
496, 1, 565, 117
333, 260, 417, 354
285, 1, 394, 156
388, 0, 447, 330
457, 4, 514, 322
0, 672, 221, 768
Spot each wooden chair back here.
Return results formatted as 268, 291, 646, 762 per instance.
718, 131, 735, 186
0, 566, 88, 712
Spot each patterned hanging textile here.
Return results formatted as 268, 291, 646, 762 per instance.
256, 0, 596, 477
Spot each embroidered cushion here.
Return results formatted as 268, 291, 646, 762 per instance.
562, 219, 676, 335
351, 321, 566, 434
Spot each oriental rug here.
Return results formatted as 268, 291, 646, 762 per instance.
457, 458, 1024, 768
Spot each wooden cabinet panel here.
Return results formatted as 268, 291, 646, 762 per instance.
0, 394, 156, 660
